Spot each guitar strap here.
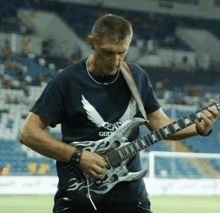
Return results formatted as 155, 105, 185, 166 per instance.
121, 62, 149, 123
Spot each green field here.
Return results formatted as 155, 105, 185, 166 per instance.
0, 195, 220, 213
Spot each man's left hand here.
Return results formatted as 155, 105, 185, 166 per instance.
194, 100, 219, 135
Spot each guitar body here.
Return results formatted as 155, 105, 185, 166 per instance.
67, 118, 148, 194
66, 100, 220, 195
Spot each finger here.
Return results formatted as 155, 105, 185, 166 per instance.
95, 155, 107, 168
92, 164, 106, 175
89, 170, 104, 180
194, 119, 206, 133
207, 107, 219, 119
209, 99, 215, 104
201, 112, 212, 126
202, 110, 214, 122
88, 170, 98, 179
95, 160, 107, 170
194, 119, 200, 127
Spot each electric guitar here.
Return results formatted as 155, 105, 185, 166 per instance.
67, 101, 220, 195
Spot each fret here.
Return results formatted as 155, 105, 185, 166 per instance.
127, 101, 220, 160
168, 123, 176, 134
139, 138, 147, 148
121, 147, 128, 157
173, 122, 180, 131
163, 126, 171, 137
159, 128, 166, 140
177, 118, 186, 129
134, 139, 142, 151
128, 143, 136, 154
151, 133, 158, 143
137, 140, 144, 149
124, 145, 131, 156
183, 116, 192, 126
155, 130, 162, 141
134, 140, 141, 151
146, 134, 153, 146
122, 147, 128, 158
104, 156, 112, 169
195, 111, 202, 120
189, 113, 197, 122
117, 149, 124, 160
132, 141, 138, 152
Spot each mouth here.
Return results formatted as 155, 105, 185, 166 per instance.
107, 67, 116, 70
102, 67, 118, 75
107, 64, 120, 70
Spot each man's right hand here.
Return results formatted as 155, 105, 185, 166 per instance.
79, 150, 107, 180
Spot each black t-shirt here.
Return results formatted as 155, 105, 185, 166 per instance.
30, 58, 161, 206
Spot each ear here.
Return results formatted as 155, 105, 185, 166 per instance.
88, 35, 95, 50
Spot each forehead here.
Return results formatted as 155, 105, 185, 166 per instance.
95, 36, 131, 52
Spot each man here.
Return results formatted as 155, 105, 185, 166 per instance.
19, 14, 219, 213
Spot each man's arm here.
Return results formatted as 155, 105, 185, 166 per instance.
145, 100, 219, 141
20, 112, 75, 162
19, 112, 106, 179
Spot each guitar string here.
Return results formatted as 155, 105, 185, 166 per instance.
102, 137, 150, 166
101, 112, 197, 165
102, 121, 186, 164
100, 103, 219, 166
101, 103, 219, 165
102, 131, 166, 165
103, 121, 176, 162
102, 126, 175, 162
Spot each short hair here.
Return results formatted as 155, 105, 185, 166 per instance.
91, 14, 133, 41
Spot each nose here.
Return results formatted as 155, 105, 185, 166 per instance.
110, 54, 120, 66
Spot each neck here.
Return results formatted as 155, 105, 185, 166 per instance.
87, 55, 118, 76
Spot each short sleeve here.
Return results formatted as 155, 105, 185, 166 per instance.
134, 65, 161, 114
30, 81, 64, 128
144, 75, 161, 114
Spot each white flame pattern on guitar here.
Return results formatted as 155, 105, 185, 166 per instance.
66, 101, 220, 194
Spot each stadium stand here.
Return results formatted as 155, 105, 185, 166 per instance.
57, 2, 193, 51
149, 0, 199, 5
0, 0, 219, 178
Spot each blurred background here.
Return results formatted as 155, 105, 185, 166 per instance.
0, 0, 220, 212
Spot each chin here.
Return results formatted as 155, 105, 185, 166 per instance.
107, 69, 117, 74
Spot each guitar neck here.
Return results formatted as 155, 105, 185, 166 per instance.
114, 102, 219, 162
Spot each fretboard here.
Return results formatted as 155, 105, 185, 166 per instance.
105, 102, 219, 167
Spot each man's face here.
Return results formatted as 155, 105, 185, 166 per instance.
92, 36, 131, 75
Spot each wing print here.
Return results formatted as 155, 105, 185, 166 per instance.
119, 97, 137, 123
82, 95, 106, 127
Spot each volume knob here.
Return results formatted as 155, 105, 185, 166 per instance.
95, 180, 102, 185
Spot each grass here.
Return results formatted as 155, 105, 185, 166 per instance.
150, 195, 220, 213
0, 195, 220, 213
0, 195, 54, 213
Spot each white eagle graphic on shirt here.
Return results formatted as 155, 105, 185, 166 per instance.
82, 95, 137, 136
